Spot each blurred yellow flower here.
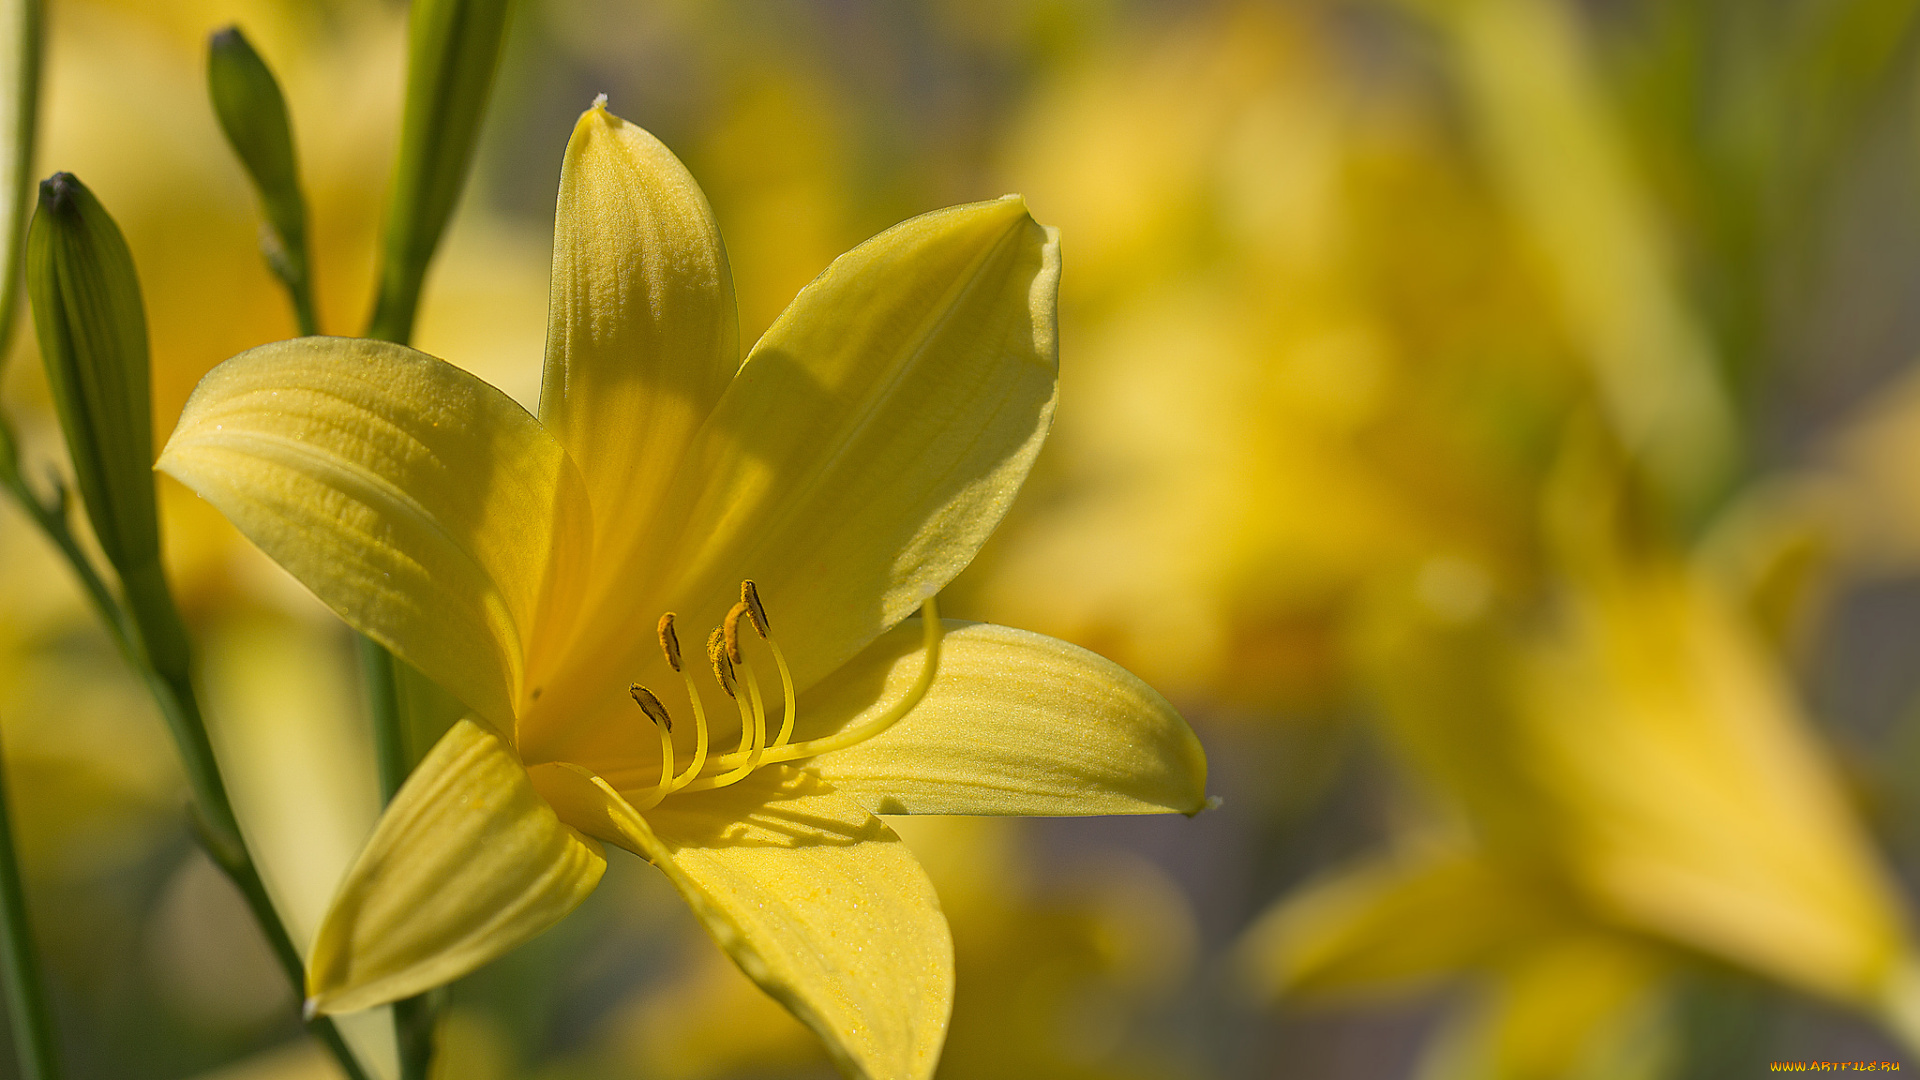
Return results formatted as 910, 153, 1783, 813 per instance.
980, 2, 1570, 710
1242, 501, 1920, 1072
160, 100, 1207, 1080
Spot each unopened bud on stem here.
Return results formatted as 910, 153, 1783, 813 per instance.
207, 25, 315, 333
26, 172, 157, 575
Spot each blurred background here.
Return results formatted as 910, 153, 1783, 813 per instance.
7, 0, 1920, 1076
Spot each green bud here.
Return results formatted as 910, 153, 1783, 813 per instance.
26, 172, 157, 573
365, 0, 513, 345
206, 25, 313, 328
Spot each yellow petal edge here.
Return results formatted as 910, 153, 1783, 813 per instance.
806, 620, 1209, 816
307, 719, 606, 1014
533, 763, 952, 1080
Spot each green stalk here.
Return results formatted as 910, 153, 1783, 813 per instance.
364, 0, 514, 346
0, 725, 58, 1080
361, 3, 514, 1074
361, 639, 408, 800
357, 638, 435, 1080
0, 0, 39, 362
121, 608, 372, 1077
22, 172, 374, 1078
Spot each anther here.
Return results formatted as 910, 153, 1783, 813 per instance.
741, 580, 770, 636
723, 601, 749, 663
707, 627, 736, 697
629, 684, 673, 732
657, 613, 682, 672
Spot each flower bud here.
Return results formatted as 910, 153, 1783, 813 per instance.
207, 25, 311, 321
26, 172, 157, 572
366, 0, 514, 344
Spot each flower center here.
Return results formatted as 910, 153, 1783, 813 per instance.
623, 580, 943, 810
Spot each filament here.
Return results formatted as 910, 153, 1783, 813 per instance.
670, 664, 710, 792
680, 653, 765, 793
766, 635, 797, 750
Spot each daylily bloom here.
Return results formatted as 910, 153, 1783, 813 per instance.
157, 98, 1206, 1080
1239, 543, 1920, 1073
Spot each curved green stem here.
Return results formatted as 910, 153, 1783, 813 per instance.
0, 716, 60, 1080
0, 443, 372, 1080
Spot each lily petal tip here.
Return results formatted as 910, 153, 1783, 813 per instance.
1188, 794, 1224, 819
300, 995, 320, 1022
591, 91, 608, 111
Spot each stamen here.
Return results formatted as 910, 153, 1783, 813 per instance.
742, 580, 797, 749
741, 580, 771, 635
628, 588, 940, 801
628, 685, 676, 811
657, 613, 683, 672
629, 683, 672, 732
707, 627, 736, 698
723, 600, 749, 664
766, 637, 797, 748
670, 661, 710, 792
678, 643, 766, 793
739, 654, 769, 770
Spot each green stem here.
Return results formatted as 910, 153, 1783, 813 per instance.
357, 641, 435, 1077
394, 994, 436, 1080
360, 638, 407, 801
357, 3, 519, 1069
0, 0, 41, 365
0, 450, 129, 655
112, 561, 373, 1078
288, 270, 319, 338
0, 717, 60, 1080
0, 448, 373, 1080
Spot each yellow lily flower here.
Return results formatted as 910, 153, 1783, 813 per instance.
157, 99, 1207, 1080
1241, 548, 1920, 1072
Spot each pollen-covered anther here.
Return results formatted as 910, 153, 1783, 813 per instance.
629, 684, 672, 732
657, 613, 682, 672
722, 600, 750, 664
628, 682, 679, 812
706, 627, 737, 698
741, 580, 770, 636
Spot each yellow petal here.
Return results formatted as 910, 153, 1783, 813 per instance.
531, 763, 952, 1080
1471, 935, 1666, 1080
803, 620, 1208, 816
562, 197, 1059, 719
540, 102, 738, 624
158, 337, 593, 728
1236, 848, 1571, 1002
308, 718, 606, 1014
1518, 568, 1912, 1004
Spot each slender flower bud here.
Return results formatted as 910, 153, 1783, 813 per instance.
365, 0, 513, 344
206, 24, 314, 332
26, 172, 157, 573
